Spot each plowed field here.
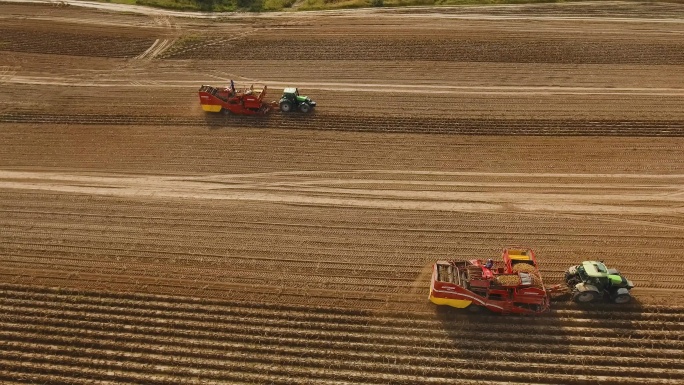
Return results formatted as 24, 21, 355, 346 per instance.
1, 1, 684, 384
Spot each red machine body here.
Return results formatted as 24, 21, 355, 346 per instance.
198, 83, 272, 115
429, 248, 551, 315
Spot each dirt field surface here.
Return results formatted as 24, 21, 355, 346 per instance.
2, 1, 684, 384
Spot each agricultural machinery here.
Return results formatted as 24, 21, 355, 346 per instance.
198, 81, 316, 116
564, 261, 635, 304
429, 248, 555, 315
278, 87, 316, 113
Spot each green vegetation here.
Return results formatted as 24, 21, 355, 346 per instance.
134, 0, 236, 11
94, 0, 656, 12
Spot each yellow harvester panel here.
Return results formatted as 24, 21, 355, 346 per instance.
202, 105, 222, 112
429, 294, 472, 308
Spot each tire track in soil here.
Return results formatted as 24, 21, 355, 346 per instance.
134, 15, 178, 61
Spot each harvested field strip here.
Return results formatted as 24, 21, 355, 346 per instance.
4, 254, 684, 298
0, 259, 413, 293
6, 232, 684, 255
2, 242, 682, 267
3, 211, 683, 244
1, 113, 683, 136
4, 211, 682, 241
3, 194, 683, 300
4, 250, 684, 292
2, 127, 684, 177
0, 268, 415, 306
5, 226, 681, 264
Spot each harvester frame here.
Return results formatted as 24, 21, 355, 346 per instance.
198, 82, 272, 116
429, 248, 552, 315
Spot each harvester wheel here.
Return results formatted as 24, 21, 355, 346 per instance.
467, 304, 482, 313
221, 108, 231, 115
280, 101, 293, 112
572, 289, 598, 303
299, 103, 311, 113
613, 293, 631, 304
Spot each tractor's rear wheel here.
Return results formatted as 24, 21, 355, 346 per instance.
280, 101, 293, 112
299, 103, 311, 113
613, 293, 631, 304
572, 290, 598, 303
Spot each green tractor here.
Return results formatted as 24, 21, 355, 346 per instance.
278, 87, 316, 113
565, 261, 635, 304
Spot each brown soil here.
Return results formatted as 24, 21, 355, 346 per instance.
1, 1, 684, 384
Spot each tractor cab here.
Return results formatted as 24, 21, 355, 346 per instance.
578, 261, 611, 288
279, 87, 316, 113
282, 87, 300, 99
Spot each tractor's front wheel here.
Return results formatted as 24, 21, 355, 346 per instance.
299, 103, 311, 113
613, 293, 631, 304
280, 101, 293, 112
572, 289, 599, 303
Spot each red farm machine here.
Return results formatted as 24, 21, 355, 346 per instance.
199, 81, 271, 116
198, 80, 316, 116
429, 247, 561, 315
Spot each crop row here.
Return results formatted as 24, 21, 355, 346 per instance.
2, 329, 682, 385
4, 298, 684, 346
1, 285, 684, 385
2, 284, 683, 336
1, 113, 682, 136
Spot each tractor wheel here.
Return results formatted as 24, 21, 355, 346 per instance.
467, 304, 482, 313
280, 101, 293, 113
221, 108, 231, 115
613, 293, 631, 304
299, 103, 311, 113
572, 289, 598, 303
